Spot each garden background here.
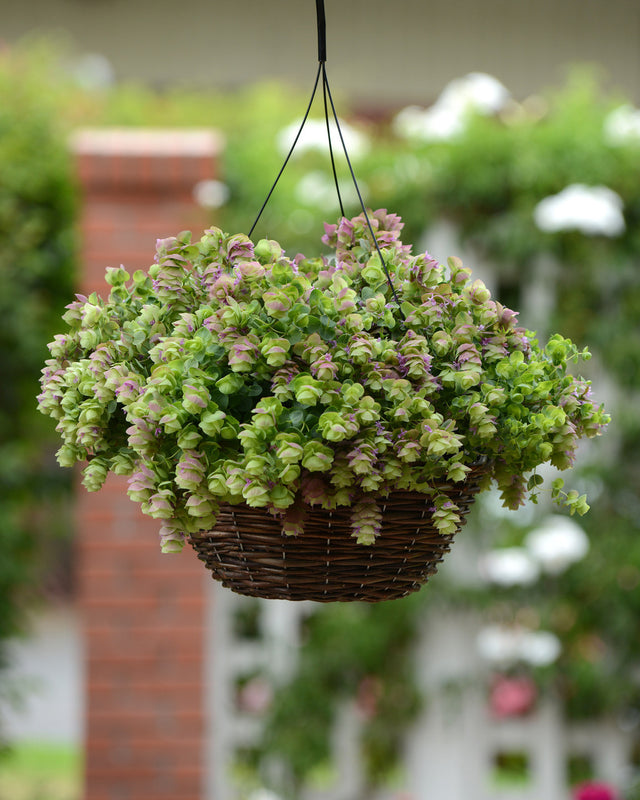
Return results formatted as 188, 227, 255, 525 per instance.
1, 0, 640, 798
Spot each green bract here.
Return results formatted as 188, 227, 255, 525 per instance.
38, 210, 609, 553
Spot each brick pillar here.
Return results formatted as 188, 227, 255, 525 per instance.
72, 129, 223, 800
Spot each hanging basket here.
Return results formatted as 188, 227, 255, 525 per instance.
35, 1, 609, 608
188, 464, 488, 602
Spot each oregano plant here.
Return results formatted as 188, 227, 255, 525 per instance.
38, 210, 609, 553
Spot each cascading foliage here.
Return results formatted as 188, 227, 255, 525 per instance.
37, 210, 609, 552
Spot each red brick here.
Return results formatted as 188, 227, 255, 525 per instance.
85, 764, 202, 796
87, 653, 203, 685
88, 683, 204, 717
85, 623, 204, 655
87, 736, 202, 770
79, 549, 205, 585
80, 568, 206, 607
86, 708, 204, 740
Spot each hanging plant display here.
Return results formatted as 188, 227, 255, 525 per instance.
37, 206, 609, 600
36, 0, 609, 602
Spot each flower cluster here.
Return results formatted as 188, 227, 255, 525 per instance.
38, 210, 609, 552
480, 514, 590, 586
393, 72, 510, 142
533, 184, 625, 237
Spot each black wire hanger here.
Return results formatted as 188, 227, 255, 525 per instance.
248, 0, 403, 309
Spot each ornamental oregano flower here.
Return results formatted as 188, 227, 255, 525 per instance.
38, 210, 609, 552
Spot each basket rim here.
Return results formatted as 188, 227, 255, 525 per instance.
189, 461, 492, 544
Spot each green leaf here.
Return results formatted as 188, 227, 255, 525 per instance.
245, 382, 264, 397
527, 473, 544, 489
400, 301, 416, 318
306, 315, 323, 335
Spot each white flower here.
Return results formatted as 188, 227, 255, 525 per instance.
193, 179, 229, 209
603, 104, 640, 145
477, 625, 561, 666
533, 184, 625, 236
518, 630, 562, 667
277, 119, 368, 160
480, 547, 540, 586
526, 515, 589, 575
477, 625, 522, 664
437, 72, 511, 116
393, 104, 465, 142
393, 72, 510, 142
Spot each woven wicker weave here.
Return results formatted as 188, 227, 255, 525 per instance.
189, 466, 487, 602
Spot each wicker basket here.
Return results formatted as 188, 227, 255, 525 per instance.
189, 466, 487, 602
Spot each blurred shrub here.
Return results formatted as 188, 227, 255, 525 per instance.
0, 43, 76, 737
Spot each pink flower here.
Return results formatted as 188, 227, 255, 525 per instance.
126, 419, 155, 450
145, 489, 175, 519
127, 464, 156, 502
321, 222, 337, 246
88, 347, 113, 375
263, 290, 292, 317
159, 523, 186, 553
497, 304, 519, 329
236, 676, 273, 714
175, 451, 206, 491
182, 383, 210, 413
311, 353, 338, 381
116, 380, 140, 404
208, 273, 235, 301
228, 339, 259, 371
489, 675, 537, 718
224, 233, 254, 264
573, 782, 618, 800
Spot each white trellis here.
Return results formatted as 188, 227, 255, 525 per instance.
205, 582, 316, 800
206, 588, 634, 800
406, 609, 632, 800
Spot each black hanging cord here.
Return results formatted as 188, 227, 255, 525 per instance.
248, 62, 322, 238
322, 67, 345, 218
321, 62, 402, 308
316, 0, 327, 62
249, 0, 403, 312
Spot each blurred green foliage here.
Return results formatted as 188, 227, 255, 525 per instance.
0, 42, 76, 740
